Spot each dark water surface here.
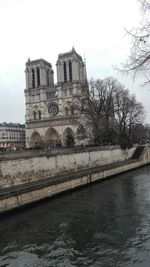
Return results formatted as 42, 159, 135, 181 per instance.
1, 166, 150, 266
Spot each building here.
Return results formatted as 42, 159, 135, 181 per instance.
0, 122, 25, 149
25, 47, 90, 148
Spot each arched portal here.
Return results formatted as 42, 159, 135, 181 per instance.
45, 128, 60, 148
30, 131, 43, 148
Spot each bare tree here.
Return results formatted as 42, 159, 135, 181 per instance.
83, 78, 107, 143
74, 77, 145, 147
113, 87, 145, 148
131, 123, 147, 143
122, 0, 150, 84
82, 77, 119, 144
127, 96, 145, 140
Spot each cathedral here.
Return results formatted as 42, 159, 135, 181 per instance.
24, 47, 90, 148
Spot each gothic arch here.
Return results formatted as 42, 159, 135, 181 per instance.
33, 105, 39, 110
38, 110, 41, 119
45, 127, 60, 147
33, 111, 37, 120
81, 98, 87, 109
47, 69, 49, 86
63, 62, 67, 82
65, 100, 71, 106
30, 131, 43, 148
69, 61, 72, 81
64, 106, 69, 116
63, 101, 71, 116
70, 105, 75, 115
32, 105, 40, 120
70, 104, 79, 115
37, 67, 40, 87
31, 68, 35, 88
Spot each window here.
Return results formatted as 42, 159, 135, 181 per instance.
65, 107, 69, 116
37, 68, 40, 87
2, 132, 5, 139
70, 106, 74, 115
70, 88, 73, 95
33, 111, 37, 120
47, 91, 57, 99
38, 110, 41, 119
48, 104, 59, 116
64, 62, 67, 82
31, 69, 35, 88
69, 61, 72, 82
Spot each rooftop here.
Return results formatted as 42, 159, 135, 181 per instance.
58, 47, 83, 62
26, 58, 52, 68
0, 122, 25, 128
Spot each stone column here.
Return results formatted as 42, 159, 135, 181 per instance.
50, 70, 54, 86
57, 62, 64, 83
73, 82, 77, 95
72, 61, 79, 81
25, 104, 30, 121
40, 67, 45, 86
28, 69, 32, 89
25, 91, 30, 103
42, 67, 48, 86
34, 68, 38, 88
25, 69, 29, 89
40, 89, 45, 102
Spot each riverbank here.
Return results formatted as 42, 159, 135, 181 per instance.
0, 145, 149, 214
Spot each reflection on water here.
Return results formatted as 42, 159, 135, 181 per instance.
1, 166, 150, 266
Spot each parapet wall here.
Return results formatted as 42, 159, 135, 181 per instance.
0, 146, 135, 189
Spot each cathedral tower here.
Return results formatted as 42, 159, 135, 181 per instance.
56, 47, 87, 84
25, 58, 54, 89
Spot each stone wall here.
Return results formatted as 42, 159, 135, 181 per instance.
0, 156, 148, 214
1, 146, 150, 214
0, 146, 135, 189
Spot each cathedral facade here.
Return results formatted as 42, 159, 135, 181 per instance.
24, 48, 90, 148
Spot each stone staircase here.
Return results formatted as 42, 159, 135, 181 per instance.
131, 146, 145, 160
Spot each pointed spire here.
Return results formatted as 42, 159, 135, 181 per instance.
83, 53, 88, 84
72, 46, 76, 52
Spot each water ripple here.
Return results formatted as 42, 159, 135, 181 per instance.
1, 166, 150, 266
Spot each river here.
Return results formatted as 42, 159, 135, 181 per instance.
1, 165, 150, 266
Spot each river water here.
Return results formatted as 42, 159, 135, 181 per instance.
1, 166, 150, 267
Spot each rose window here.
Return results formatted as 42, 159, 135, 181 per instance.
48, 104, 59, 116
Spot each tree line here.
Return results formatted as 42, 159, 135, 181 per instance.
79, 77, 145, 149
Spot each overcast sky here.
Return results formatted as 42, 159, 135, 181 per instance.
1, 0, 150, 123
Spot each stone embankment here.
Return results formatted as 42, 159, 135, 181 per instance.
0, 145, 149, 214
